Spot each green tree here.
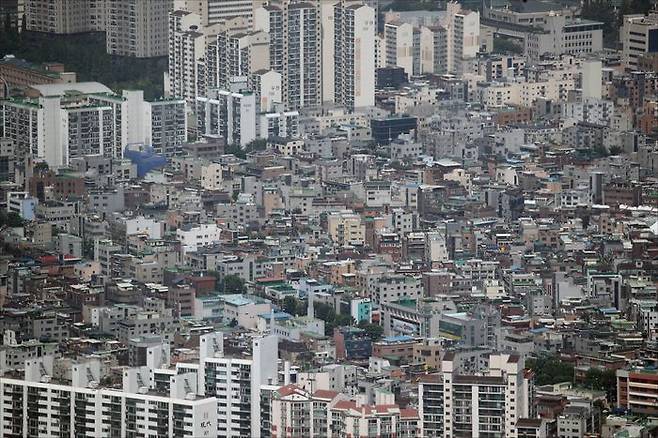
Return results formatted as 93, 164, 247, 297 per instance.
358, 321, 384, 341
493, 37, 524, 55
581, 0, 619, 47
225, 144, 247, 159
608, 146, 622, 155
222, 275, 246, 294
0, 211, 25, 228
245, 139, 267, 152
283, 296, 300, 315
583, 368, 617, 403
387, 0, 441, 11
526, 355, 575, 385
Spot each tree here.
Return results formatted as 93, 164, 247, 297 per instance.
283, 296, 300, 315
387, 0, 441, 11
526, 355, 575, 386
245, 139, 267, 152
225, 144, 247, 159
493, 37, 524, 55
581, 0, 619, 47
222, 275, 246, 294
0, 211, 25, 228
358, 321, 384, 341
608, 146, 622, 155
583, 368, 617, 403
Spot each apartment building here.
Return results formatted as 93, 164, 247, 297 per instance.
209, 29, 271, 91
616, 367, 658, 416
259, 110, 300, 139
25, 0, 106, 34
144, 97, 188, 157
175, 0, 255, 27
196, 88, 257, 147
0, 357, 218, 438
167, 11, 206, 107
1, 83, 186, 167
333, 3, 376, 110
369, 274, 423, 306
176, 223, 222, 254
621, 12, 658, 70
418, 353, 533, 438
254, 2, 321, 110
385, 21, 415, 77
327, 210, 366, 246
106, 0, 173, 58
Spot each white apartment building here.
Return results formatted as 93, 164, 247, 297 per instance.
196, 88, 257, 147
186, 333, 279, 438
621, 12, 658, 70
254, 2, 321, 110
0, 357, 218, 438
174, 0, 255, 27
418, 353, 532, 438
25, 0, 106, 34
167, 11, 206, 107
106, 0, 173, 57
333, 3, 376, 110
212, 29, 271, 90
0, 333, 278, 438
176, 223, 222, 254
419, 25, 449, 75
249, 69, 282, 113
385, 21, 415, 77
259, 110, 300, 139
449, 3, 480, 74
1, 84, 186, 167
144, 97, 188, 157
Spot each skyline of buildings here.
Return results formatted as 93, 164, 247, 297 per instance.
2, 0, 658, 438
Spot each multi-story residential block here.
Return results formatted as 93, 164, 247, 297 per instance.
25, 0, 106, 34
176, 0, 255, 27
1, 84, 186, 167
106, 0, 173, 58
176, 223, 221, 254
327, 210, 365, 246
419, 353, 533, 438
212, 30, 270, 90
167, 10, 206, 107
331, 3, 376, 109
385, 21, 415, 77
196, 88, 256, 147
254, 2, 321, 110
616, 367, 658, 417
621, 12, 658, 71
0, 357, 218, 438
144, 97, 188, 156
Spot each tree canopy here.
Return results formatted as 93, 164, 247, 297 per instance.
222, 275, 246, 294
0, 31, 165, 100
526, 355, 575, 386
